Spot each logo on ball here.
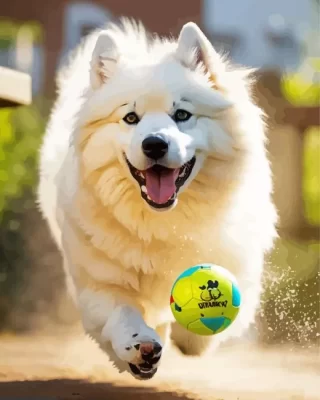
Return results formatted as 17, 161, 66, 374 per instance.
198, 279, 228, 309
170, 264, 241, 336
199, 279, 222, 301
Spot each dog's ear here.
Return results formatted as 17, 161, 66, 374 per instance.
90, 31, 118, 90
207, 280, 214, 289
176, 22, 224, 87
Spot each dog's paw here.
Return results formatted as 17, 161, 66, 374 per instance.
127, 339, 162, 380
115, 332, 163, 380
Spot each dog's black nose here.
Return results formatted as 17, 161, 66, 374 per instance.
142, 135, 169, 160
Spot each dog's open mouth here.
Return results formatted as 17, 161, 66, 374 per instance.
125, 157, 196, 209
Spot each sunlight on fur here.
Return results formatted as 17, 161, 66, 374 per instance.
38, 18, 278, 380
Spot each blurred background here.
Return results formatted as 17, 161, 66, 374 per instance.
0, 0, 319, 350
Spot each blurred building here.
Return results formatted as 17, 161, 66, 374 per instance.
0, 0, 201, 94
203, 0, 313, 72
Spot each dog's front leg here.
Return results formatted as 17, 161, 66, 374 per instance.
78, 287, 163, 380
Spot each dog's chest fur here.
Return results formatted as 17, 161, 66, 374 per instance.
66, 189, 243, 299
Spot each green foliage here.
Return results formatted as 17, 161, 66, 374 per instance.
303, 127, 320, 225
0, 101, 47, 328
0, 18, 44, 48
0, 103, 45, 222
281, 59, 320, 107
281, 55, 320, 226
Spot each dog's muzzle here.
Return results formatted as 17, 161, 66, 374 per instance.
125, 155, 196, 210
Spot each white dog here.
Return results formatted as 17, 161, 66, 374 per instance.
38, 19, 277, 380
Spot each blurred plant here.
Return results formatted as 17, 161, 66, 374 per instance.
0, 103, 45, 221
261, 238, 319, 345
303, 127, 320, 225
281, 0, 320, 227
0, 18, 44, 49
281, 58, 320, 106
281, 0, 320, 105
0, 101, 47, 328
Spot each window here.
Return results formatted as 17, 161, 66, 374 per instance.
59, 2, 112, 68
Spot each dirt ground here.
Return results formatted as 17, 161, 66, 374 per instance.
0, 326, 319, 400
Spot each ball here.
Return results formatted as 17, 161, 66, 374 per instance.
170, 263, 241, 336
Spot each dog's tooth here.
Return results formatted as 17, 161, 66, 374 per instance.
141, 185, 147, 194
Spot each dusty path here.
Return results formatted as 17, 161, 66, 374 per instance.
0, 328, 319, 400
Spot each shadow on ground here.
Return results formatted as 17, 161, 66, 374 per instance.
0, 379, 195, 400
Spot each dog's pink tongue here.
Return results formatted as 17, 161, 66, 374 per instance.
145, 168, 179, 204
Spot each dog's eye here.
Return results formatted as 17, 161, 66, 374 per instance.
123, 112, 140, 125
173, 109, 192, 122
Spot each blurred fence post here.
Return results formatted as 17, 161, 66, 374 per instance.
254, 71, 319, 345
0, 66, 32, 108
255, 71, 320, 242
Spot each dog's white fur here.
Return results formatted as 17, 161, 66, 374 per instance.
38, 19, 277, 379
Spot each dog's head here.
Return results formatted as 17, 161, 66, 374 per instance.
77, 20, 262, 218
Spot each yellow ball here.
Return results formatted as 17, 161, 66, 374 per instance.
170, 264, 241, 336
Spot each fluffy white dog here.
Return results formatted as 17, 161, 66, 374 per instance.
38, 19, 277, 380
